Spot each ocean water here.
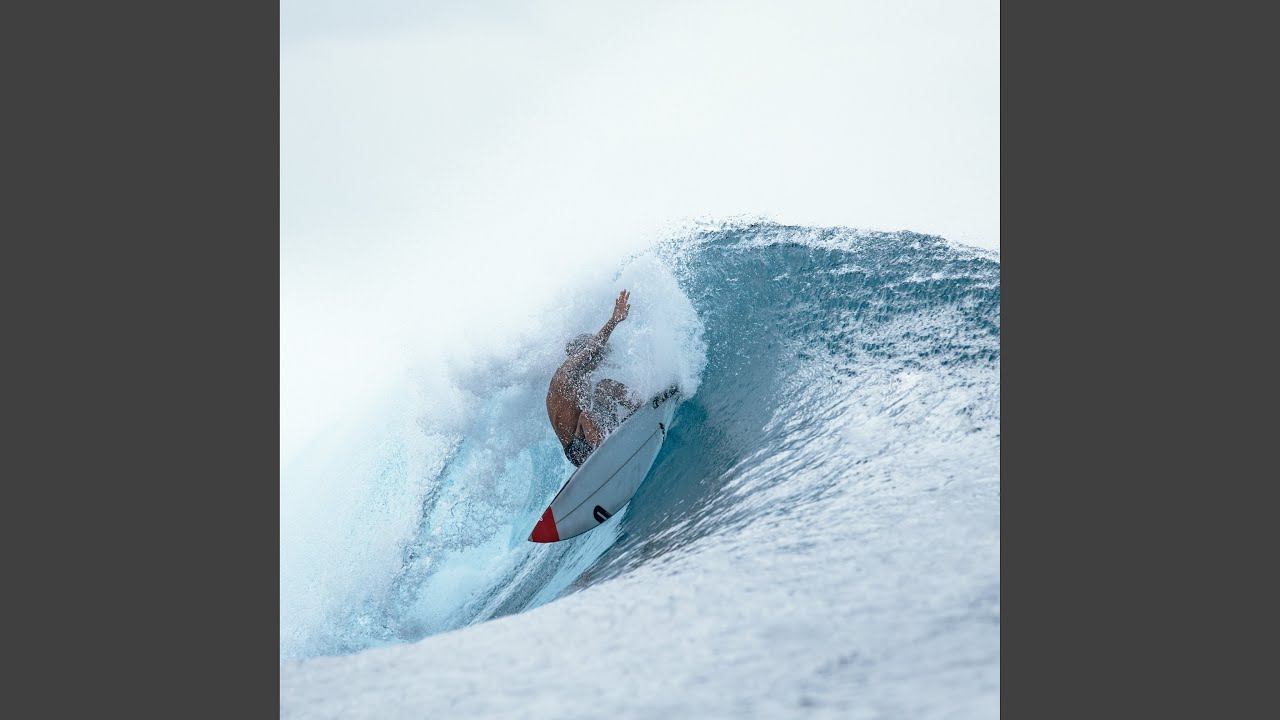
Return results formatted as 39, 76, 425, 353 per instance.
280, 222, 1000, 718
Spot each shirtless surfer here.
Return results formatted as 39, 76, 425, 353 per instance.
547, 290, 641, 467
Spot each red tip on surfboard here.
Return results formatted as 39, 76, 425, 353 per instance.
529, 506, 559, 543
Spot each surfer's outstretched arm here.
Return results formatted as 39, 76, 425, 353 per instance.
564, 290, 630, 376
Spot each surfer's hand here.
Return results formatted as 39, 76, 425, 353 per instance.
611, 290, 631, 324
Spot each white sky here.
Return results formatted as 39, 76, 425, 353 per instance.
281, 0, 999, 462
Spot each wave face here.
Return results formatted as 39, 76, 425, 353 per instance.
280, 221, 1000, 690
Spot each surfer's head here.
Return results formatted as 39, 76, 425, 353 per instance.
565, 333, 594, 356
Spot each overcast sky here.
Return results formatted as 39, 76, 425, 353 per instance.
280, 0, 999, 460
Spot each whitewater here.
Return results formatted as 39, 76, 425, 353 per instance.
280, 221, 1000, 718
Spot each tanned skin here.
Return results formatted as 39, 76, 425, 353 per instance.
547, 290, 635, 450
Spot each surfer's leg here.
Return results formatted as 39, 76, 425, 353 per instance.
577, 411, 605, 446
596, 378, 641, 412
590, 379, 630, 432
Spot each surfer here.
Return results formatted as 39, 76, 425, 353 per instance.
547, 290, 641, 467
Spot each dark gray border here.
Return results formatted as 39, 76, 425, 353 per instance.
6, 0, 280, 715
1000, 0, 1270, 717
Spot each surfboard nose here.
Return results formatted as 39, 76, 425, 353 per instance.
529, 506, 560, 543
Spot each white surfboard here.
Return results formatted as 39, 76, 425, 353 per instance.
529, 386, 681, 543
